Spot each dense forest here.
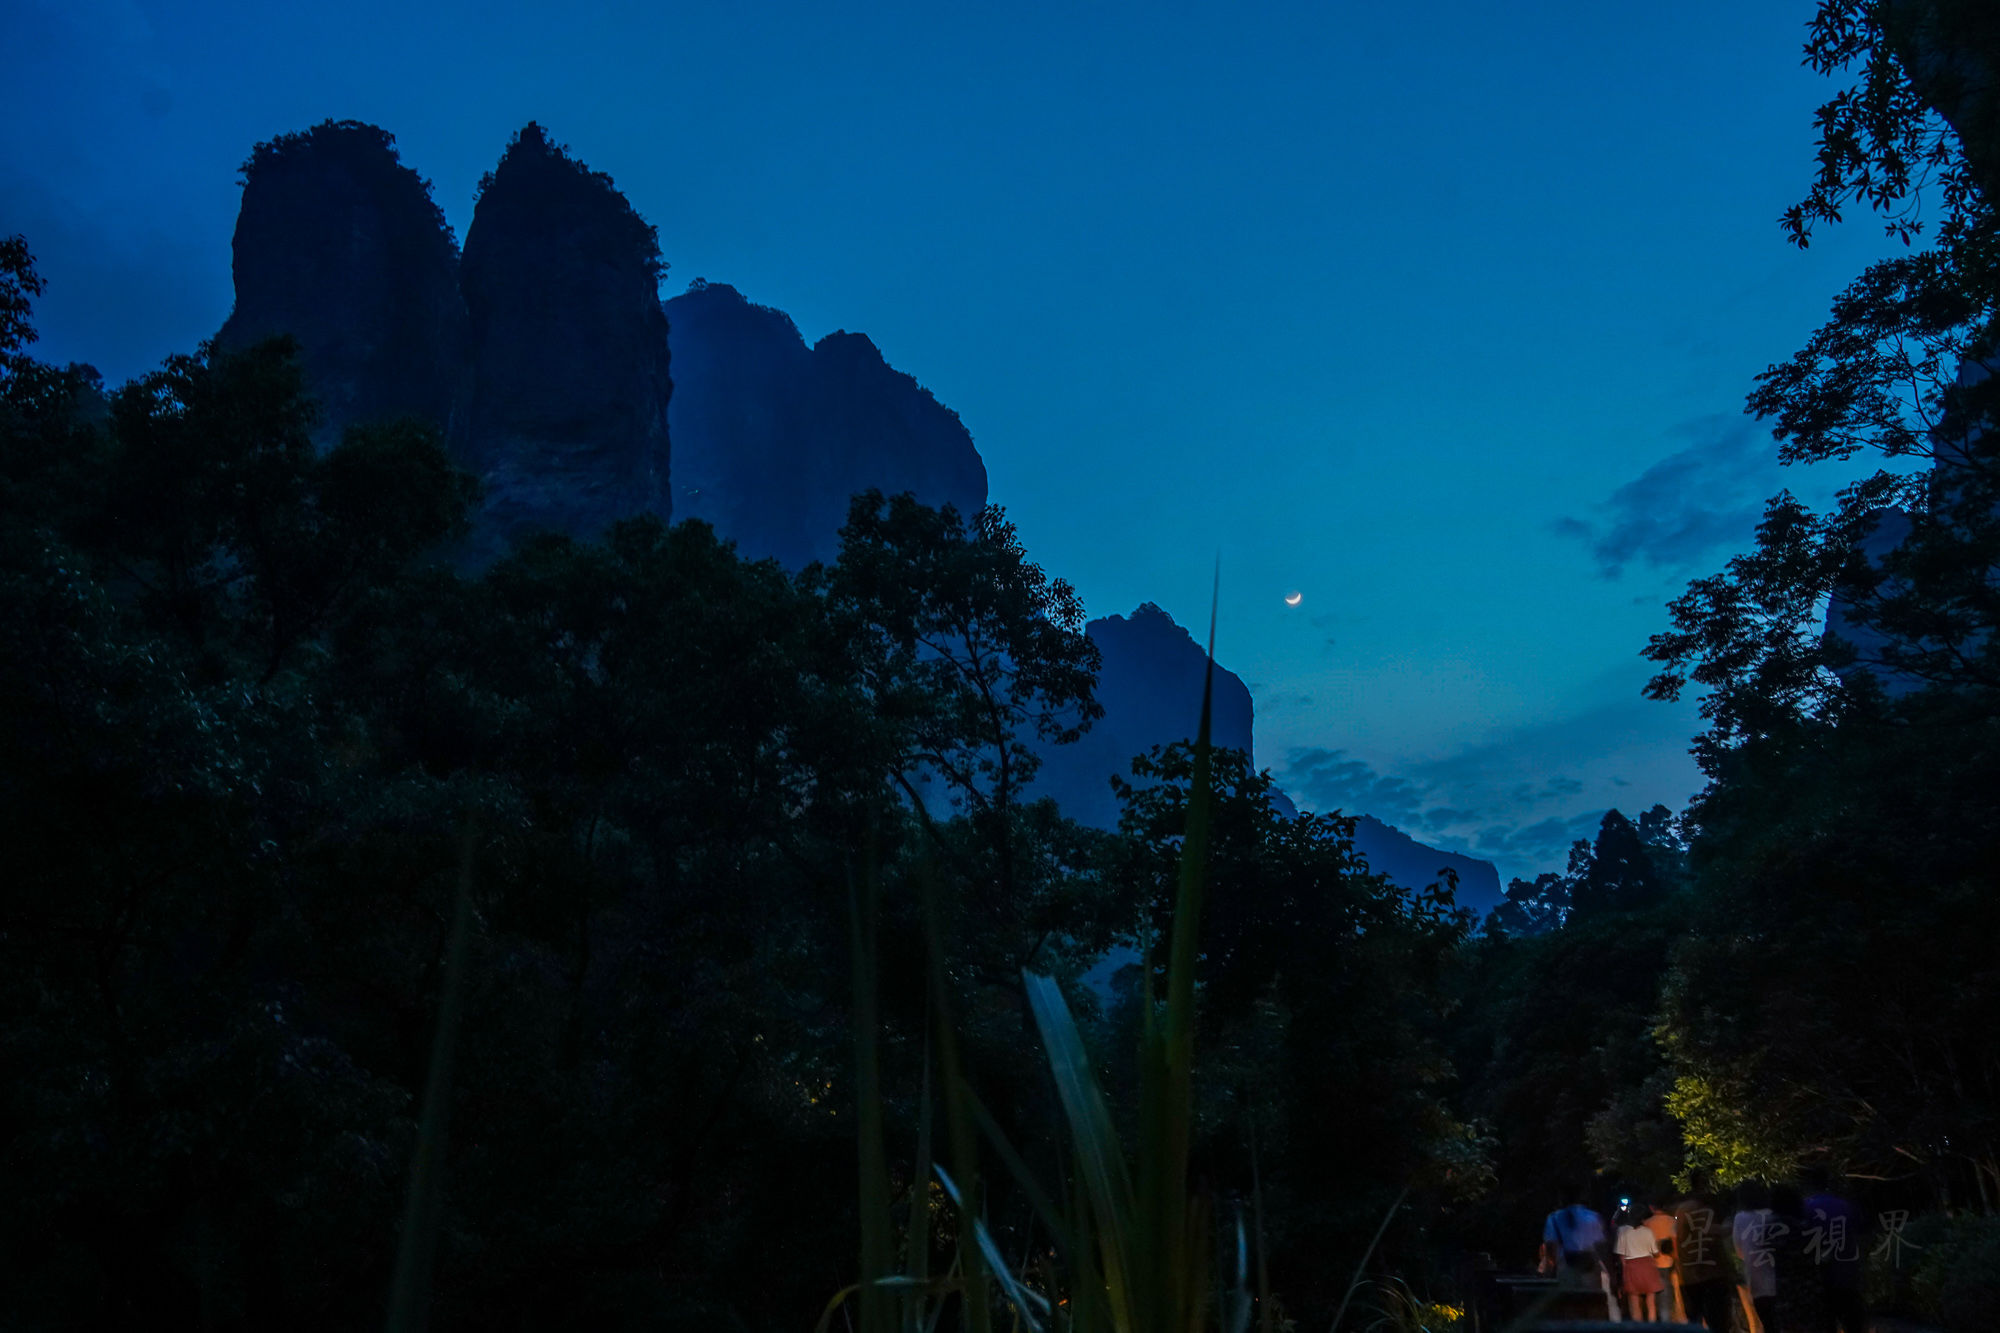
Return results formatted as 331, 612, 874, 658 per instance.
0, 250, 1483, 1327
3, 2, 2000, 1331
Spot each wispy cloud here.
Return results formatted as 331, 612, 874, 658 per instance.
1471, 812, 1604, 868
1277, 686, 1703, 883
1555, 416, 1776, 578
1283, 745, 1604, 879
1283, 748, 1430, 830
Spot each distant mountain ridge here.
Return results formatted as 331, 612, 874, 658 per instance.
215, 119, 982, 565
1026, 603, 1257, 830
1347, 818, 1502, 914
664, 280, 986, 567
210, 118, 1490, 908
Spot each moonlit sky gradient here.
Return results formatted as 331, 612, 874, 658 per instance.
4, 0, 1906, 885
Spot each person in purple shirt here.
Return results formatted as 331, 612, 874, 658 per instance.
1801, 1166, 1866, 1333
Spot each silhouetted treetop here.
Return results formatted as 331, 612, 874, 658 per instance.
472, 121, 664, 281
1, 234, 45, 378
238, 119, 457, 255
1789, 0, 1998, 248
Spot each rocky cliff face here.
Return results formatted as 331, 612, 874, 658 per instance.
217, 122, 986, 570
219, 121, 674, 563
1027, 602, 1254, 830
216, 121, 464, 449
659, 282, 812, 558
1030, 601, 1501, 908
212, 121, 1494, 909
665, 280, 987, 567
457, 123, 672, 559
1348, 818, 1502, 914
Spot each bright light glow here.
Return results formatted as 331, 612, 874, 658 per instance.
1283, 591, 1303, 607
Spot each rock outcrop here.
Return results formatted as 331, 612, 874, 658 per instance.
216, 121, 464, 449
212, 120, 1495, 909
665, 280, 987, 567
1348, 818, 1503, 914
217, 122, 988, 569
457, 123, 672, 559
1027, 602, 1255, 829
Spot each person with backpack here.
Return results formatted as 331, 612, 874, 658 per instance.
1540, 1185, 1615, 1317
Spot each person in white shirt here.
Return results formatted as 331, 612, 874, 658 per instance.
1615, 1203, 1664, 1322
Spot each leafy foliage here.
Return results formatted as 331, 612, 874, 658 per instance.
1634, 0, 2000, 1236
1451, 812, 1686, 1250
239, 120, 459, 254
1106, 743, 1480, 1316
2, 238, 1488, 1326
1, 233, 46, 379
471, 122, 665, 281
1647, 3, 2000, 751
1787, 0, 1992, 249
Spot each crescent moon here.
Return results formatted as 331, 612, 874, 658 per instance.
1284, 591, 1303, 607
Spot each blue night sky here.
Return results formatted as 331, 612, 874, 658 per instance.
5, 0, 1904, 885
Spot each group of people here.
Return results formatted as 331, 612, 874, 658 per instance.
1537, 1170, 1866, 1330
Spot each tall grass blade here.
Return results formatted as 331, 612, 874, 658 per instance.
1021, 970, 1138, 1331
1066, 1150, 1105, 1333
906, 1029, 935, 1333
851, 850, 896, 1333
936, 1164, 1051, 1333
1001, 566, 1222, 1333
918, 862, 991, 1333
1182, 1189, 1215, 1333
963, 1081, 1074, 1259
923, 1253, 963, 1333
1250, 1118, 1273, 1333
859, 572, 1235, 1333
819, 1285, 866, 1333
385, 816, 477, 1333
1146, 566, 1220, 1333
1223, 1208, 1252, 1333
1326, 1185, 1408, 1333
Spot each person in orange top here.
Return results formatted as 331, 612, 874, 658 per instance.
1643, 1199, 1682, 1322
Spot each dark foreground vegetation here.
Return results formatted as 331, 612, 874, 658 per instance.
0, 239, 1486, 1327
4, 2, 2000, 1330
